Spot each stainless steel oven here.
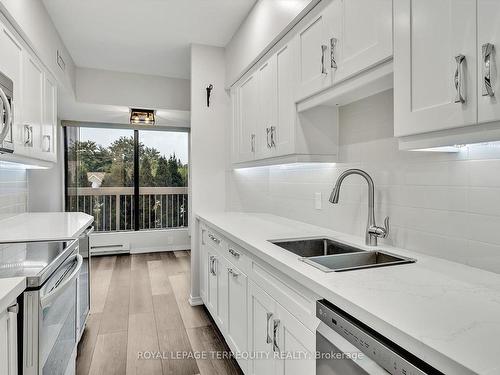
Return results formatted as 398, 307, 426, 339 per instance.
0, 70, 14, 153
316, 300, 443, 375
77, 226, 93, 341
0, 240, 81, 375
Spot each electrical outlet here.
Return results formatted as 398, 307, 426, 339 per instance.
314, 192, 322, 210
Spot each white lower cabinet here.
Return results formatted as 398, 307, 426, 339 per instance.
247, 281, 315, 375
0, 301, 18, 375
200, 226, 317, 375
275, 303, 316, 375
206, 246, 219, 316
248, 281, 276, 375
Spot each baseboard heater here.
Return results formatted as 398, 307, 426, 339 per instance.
90, 243, 130, 256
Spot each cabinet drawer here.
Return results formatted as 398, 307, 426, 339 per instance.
206, 228, 227, 253
225, 241, 251, 275
250, 260, 319, 332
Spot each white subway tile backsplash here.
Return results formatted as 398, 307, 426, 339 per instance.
229, 90, 500, 274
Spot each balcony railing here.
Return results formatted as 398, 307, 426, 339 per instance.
67, 186, 188, 232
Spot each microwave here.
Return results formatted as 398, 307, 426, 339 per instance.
0, 71, 14, 153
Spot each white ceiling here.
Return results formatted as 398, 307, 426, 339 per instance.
42, 0, 256, 79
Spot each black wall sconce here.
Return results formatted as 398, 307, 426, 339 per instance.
206, 84, 213, 107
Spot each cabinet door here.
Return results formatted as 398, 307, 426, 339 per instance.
257, 56, 277, 160
295, 11, 332, 101
0, 303, 17, 375
0, 309, 8, 375
0, 21, 23, 150
22, 53, 44, 154
394, 0, 477, 137
237, 74, 259, 162
275, 304, 316, 375
216, 256, 229, 331
248, 281, 276, 375
226, 263, 248, 372
329, 0, 393, 84
478, 0, 500, 123
206, 248, 218, 316
274, 43, 296, 157
41, 73, 57, 161
199, 225, 208, 302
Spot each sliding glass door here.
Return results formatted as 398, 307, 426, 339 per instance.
65, 126, 188, 232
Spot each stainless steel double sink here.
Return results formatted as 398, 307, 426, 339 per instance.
270, 237, 416, 272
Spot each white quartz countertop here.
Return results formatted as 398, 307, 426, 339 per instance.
0, 277, 25, 312
198, 211, 500, 375
0, 212, 94, 243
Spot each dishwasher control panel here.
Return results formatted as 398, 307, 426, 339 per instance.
317, 300, 441, 375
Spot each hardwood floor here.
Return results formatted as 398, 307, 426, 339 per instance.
77, 251, 243, 375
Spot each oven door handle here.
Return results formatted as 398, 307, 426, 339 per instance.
0, 86, 12, 143
40, 254, 83, 308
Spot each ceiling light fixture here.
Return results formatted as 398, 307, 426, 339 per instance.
130, 108, 155, 125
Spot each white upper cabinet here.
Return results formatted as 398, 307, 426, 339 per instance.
328, 0, 393, 84
22, 53, 44, 155
257, 57, 277, 160
478, 0, 500, 123
42, 73, 57, 161
394, 0, 477, 137
295, 0, 393, 102
295, 11, 333, 101
236, 74, 259, 163
0, 16, 58, 164
274, 44, 296, 157
0, 21, 23, 151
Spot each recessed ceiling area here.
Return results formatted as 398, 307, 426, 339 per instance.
42, 0, 256, 79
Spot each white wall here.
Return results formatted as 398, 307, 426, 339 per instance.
190, 44, 229, 302
0, 0, 75, 92
225, 0, 317, 86
76, 67, 190, 111
229, 90, 500, 274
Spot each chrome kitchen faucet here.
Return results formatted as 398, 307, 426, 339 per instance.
329, 169, 389, 246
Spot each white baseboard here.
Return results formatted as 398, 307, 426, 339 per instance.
189, 295, 203, 306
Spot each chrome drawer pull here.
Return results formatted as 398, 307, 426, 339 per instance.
330, 37, 338, 69
266, 312, 273, 344
273, 319, 280, 352
321, 44, 328, 75
454, 54, 466, 103
228, 248, 240, 258
228, 268, 240, 277
482, 43, 495, 97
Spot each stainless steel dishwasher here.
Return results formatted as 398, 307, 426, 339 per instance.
316, 300, 443, 375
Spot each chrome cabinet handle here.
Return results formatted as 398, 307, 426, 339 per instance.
273, 319, 280, 352
321, 44, 328, 75
42, 135, 51, 152
228, 248, 240, 258
7, 303, 18, 314
266, 312, 273, 344
24, 124, 33, 147
266, 127, 271, 148
251, 134, 255, 152
482, 43, 495, 97
228, 268, 240, 277
454, 54, 466, 103
270, 126, 276, 148
0, 86, 12, 143
209, 255, 216, 276
330, 37, 338, 69
208, 233, 221, 245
